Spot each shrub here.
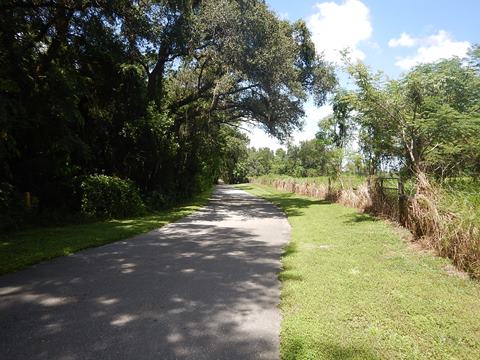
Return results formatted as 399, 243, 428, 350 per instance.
145, 190, 171, 210
80, 175, 145, 219
0, 182, 22, 230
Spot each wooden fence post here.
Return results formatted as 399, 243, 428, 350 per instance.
398, 179, 407, 226
24, 192, 31, 209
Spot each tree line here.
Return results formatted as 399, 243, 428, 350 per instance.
224, 48, 480, 183
334, 49, 480, 180
0, 0, 335, 225
221, 139, 364, 183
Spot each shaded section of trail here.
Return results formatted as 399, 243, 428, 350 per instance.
0, 186, 290, 360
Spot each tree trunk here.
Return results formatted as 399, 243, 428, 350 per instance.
147, 43, 170, 106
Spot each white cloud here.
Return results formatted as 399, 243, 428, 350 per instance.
367, 41, 381, 50
388, 32, 416, 48
307, 0, 373, 63
391, 30, 470, 70
292, 103, 332, 143
246, 126, 285, 150
246, 102, 333, 150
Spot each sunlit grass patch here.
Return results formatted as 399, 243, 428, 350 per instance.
236, 183, 480, 360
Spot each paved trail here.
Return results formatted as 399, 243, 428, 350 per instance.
0, 186, 290, 360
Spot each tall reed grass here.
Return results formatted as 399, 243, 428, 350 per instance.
408, 174, 480, 277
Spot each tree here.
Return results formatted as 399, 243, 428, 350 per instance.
0, 0, 336, 217
219, 128, 249, 184
340, 53, 480, 179
246, 147, 275, 177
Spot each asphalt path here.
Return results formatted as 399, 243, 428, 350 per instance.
0, 185, 291, 360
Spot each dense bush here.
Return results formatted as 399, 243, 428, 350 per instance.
80, 175, 145, 219
144, 190, 175, 211
0, 182, 24, 230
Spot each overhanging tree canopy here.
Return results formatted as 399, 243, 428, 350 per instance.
0, 0, 336, 212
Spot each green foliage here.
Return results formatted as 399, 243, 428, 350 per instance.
339, 53, 480, 178
246, 147, 276, 177
345, 152, 367, 175
80, 175, 145, 219
440, 178, 480, 223
0, 182, 24, 230
218, 128, 250, 184
242, 138, 352, 179
0, 0, 335, 225
144, 191, 170, 211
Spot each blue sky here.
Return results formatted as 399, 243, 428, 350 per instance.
248, 0, 479, 149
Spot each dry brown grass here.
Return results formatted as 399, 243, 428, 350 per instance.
256, 177, 372, 208
407, 173, 480, 278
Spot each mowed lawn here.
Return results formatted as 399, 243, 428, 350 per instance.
236, 184, 480, 360
0, 189, 212, 275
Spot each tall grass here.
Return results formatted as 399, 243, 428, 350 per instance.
254, 174, 480, 278
408, 176, 480, 277
254, 175, 369, 207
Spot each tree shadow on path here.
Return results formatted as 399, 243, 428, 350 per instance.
0, 186, 290, 360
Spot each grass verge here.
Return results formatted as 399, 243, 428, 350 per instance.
236, 183, 480, 360
0, 188, 213, 275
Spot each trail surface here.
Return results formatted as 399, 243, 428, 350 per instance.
0, 185, 290, 360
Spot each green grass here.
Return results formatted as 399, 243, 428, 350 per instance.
236, 183, 480, 360
441, 178, 480, 223
0, 188, 213, 275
